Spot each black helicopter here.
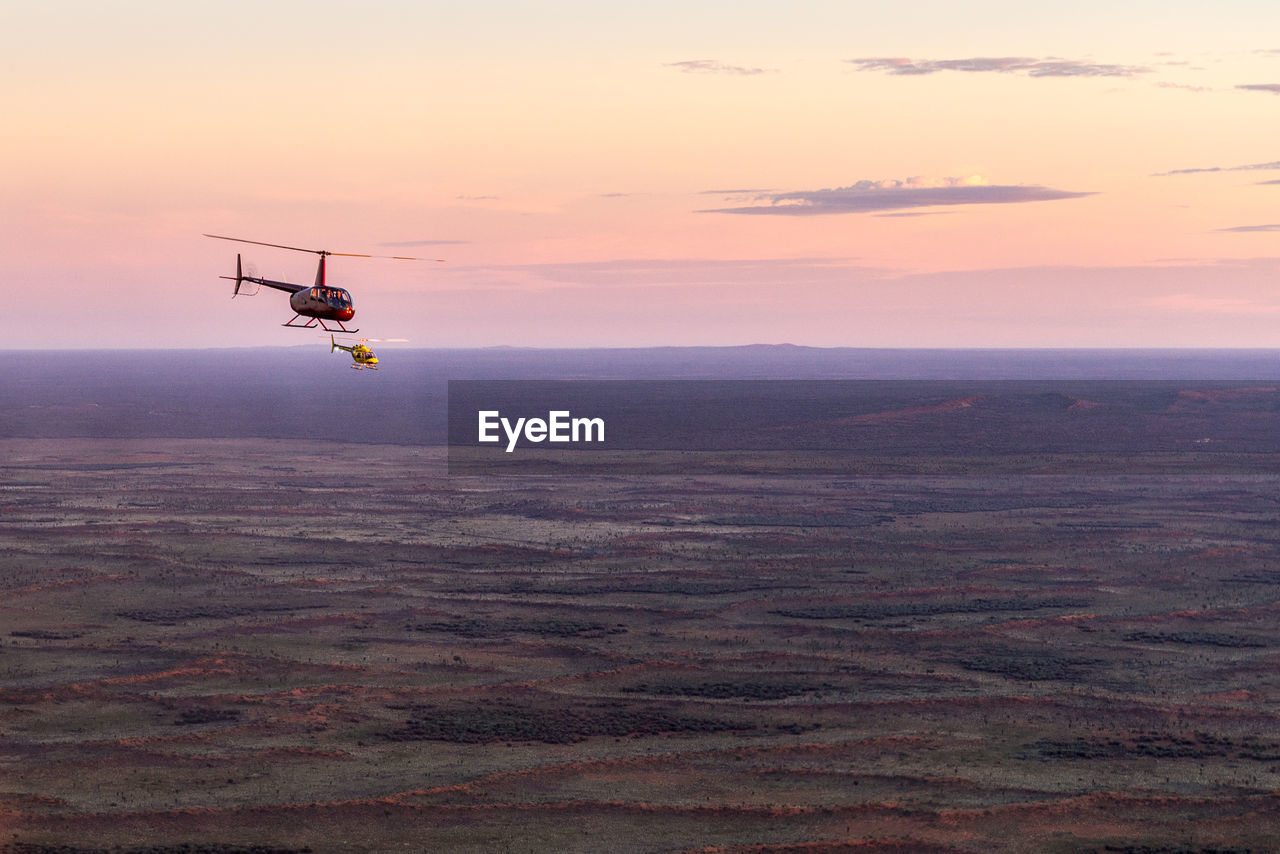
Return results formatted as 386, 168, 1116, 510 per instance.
206, 234, 442, 333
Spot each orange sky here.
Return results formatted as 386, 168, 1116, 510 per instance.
4, 2, 1280, 347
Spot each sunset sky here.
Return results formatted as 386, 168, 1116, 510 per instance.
5, 1, 1280, 348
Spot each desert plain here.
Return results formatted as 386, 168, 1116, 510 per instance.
1, 433, 1278, 852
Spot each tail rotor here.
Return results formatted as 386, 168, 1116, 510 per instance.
219, 254, 260, 297
219, 253, 243, 297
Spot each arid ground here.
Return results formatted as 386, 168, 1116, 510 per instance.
2, 438, 1279, 852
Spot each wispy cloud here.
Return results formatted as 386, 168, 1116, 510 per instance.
667, 59, 774, 76
1142, 293, 1280, 315
1156, 81, 1215, 92
1217, 224, 1280, 232
1153, 159, 1280, 177
847, 56, 1149, 78
1237, 83, 1280, 94
378, 239, 469, 246
699, 177, 1093, 216
438, 257, 880, 290
873, 211, 952, 218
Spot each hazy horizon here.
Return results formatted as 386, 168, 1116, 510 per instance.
11, 344, 1280, 353
7, 347, 1280, 446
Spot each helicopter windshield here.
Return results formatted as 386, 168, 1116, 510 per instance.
313, 287, 351, 308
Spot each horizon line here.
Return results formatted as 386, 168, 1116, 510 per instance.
7, 344, 1280, 353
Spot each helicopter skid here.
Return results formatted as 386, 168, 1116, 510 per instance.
283, 315, 359, 333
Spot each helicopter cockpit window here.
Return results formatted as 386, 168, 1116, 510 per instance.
313, 287, 349, 308
310, 287, 345, 307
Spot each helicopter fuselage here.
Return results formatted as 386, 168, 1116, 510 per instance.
289, 285, 355, 323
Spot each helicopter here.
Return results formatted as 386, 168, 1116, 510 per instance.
206, 234, 442, 333
331, 335, 379, 370
330, 335, 409, 370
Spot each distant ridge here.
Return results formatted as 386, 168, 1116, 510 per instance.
3, 348, 1280, 443
6, 346, 1280, 380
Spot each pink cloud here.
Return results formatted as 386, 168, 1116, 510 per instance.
848, 56, 1149, 77
700, 181, 1093, 216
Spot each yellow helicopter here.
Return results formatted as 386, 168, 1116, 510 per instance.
331, 335, 378, 369
330, 335, 406, 370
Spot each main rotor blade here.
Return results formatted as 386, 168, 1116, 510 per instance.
329, 251, 446, 262
204, 234, 325, 255
205, 235, 444, 261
